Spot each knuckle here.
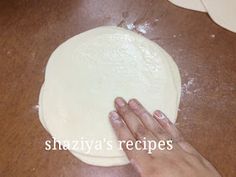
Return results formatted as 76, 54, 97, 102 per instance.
135, 125, 147, 138
157, 132, 170, 141
134, 106, 150, 120
155, 126, 167, 135
120, 106, 132, 117
137, 108, 146, 116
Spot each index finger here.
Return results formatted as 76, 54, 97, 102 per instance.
109, 111, 151, 163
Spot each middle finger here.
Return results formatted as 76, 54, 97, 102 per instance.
114, 97, 156, 142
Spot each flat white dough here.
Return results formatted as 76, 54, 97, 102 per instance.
39, 48, 181, 167
39, 26, 181, 166
39, 84, 129, 166
168, 0, 207, 12
70, 151, 128, 167
201, 0, 236, 33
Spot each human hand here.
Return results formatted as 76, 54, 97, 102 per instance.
109, 97, 221, 177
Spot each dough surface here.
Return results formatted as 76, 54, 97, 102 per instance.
168, 0, 207, 12
201, 0, 236, 33
39, 26, 181, 166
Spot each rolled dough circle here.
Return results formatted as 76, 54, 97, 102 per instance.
39, 26, 181, 166
168, 0, 207, 12
201, 0, 236, 33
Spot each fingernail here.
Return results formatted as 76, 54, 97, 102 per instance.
128, 99, 138, 109
109, 111, 120, 122
115, 97, 126, 107
153, 110, 166, 119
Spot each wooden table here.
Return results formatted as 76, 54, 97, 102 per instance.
0, 0, 235, 176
